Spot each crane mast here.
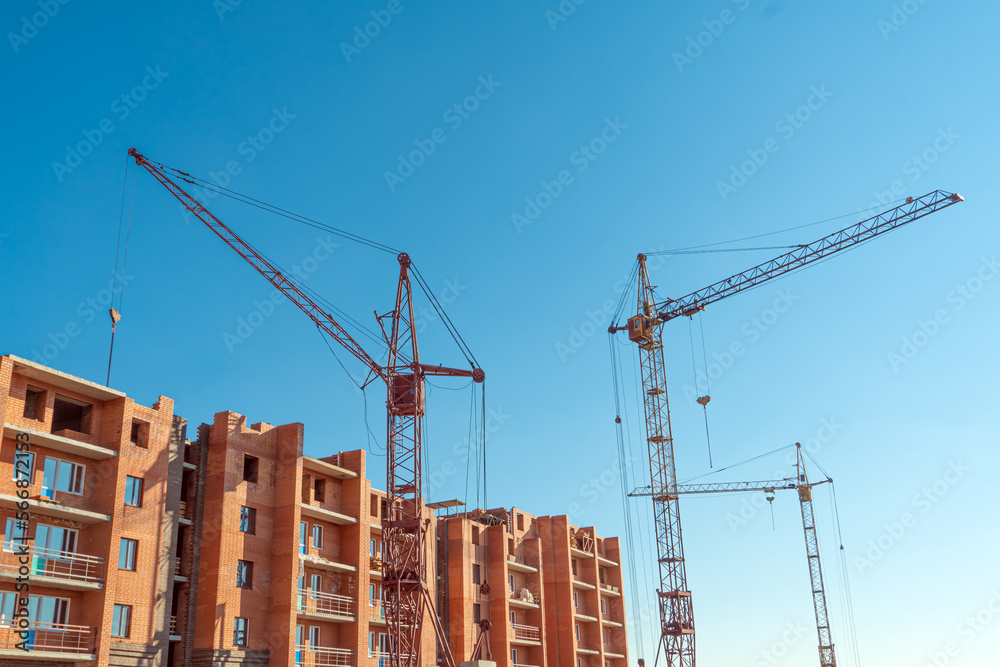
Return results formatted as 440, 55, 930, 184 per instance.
128, 149, 484, 667
631, 445, 836, 666
612, 190, 963, 667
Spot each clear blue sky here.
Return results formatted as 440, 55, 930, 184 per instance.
2, 1, 998, 665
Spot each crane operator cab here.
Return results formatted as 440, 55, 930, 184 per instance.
628, 301, 659, 348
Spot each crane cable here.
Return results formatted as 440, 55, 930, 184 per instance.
608, 333, 647, 658
687, 315, 714, 468
107, 157, 136, 386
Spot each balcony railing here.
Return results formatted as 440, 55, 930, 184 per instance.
170, 615, 178, 634
0, 620, 97, 653
369, 599, 385, 621
367, 650, 418, 663
511, 623, 541, 642
297, 588, 356, 619
295, 646, 354, 666
0, 543, 104, 584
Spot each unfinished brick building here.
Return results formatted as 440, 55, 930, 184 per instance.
0, 354, 628, 667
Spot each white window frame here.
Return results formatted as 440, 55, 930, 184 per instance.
573, 590, 579, 609
312, 524, 323, 549
42, 457, 84, 496
234, 616, 249, 646
118, 537, 138, 570
575, 623, 581, 641
12, 450, 34, 483
309, 625, 320, 649
300, 522, 307, 554
508, 573, 515, 594
36, 523, 78, 559
3, 518, 28, 553
601, 597, 607, 615
111, 603, 131, 637
124, 475, 143, 507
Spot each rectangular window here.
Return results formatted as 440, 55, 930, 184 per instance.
310, 574, 321, 592
577, 659, 582, 667
509, 610, 516, 626
473, 603, 481, 624
129, 420, 148, 448
36, 524, 77, 555
604, 628, 609, 645
233, 617, 249, 646
237, 560, 253, 589
23, 387, 45, 420
3, 519, 28, 553
309, 626, 320, 648
111, 604, 131, 638
41, 457, 84, 495
51, 395, 91, 434
370, 494, 378, 517
118, 538, 137, 570
369, 583, 376, 602
509, 573, 515, 594
300, 523, 307, 554
511, 649, 518, 665
12, 451, 34, 484
28, 595, 69, 624
573, 591, 579, 609
368, 631, 375, 653
243, 455, 259, 484
240, 506, 256, 534
575, 623, 581, 641
600, 598, 607, 615
516, 512, 524, 531
312, 524, 323, 549
314, 478, 325, 503
571, 559, 577, 576
472, 563, 480, 584
124, 476, 144, 507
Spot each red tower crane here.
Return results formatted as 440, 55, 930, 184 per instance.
610, 190, 964, 667
128, 148, 484, 667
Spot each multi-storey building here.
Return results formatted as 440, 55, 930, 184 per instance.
0, 354, 627, 667
438, 509, 628, 667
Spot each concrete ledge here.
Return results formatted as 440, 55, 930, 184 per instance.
0, 649, 97, 661
597, 555, 619, 568
570, 547, 594, 559
296, 609, 356, 623
506, 560, 538, 574
300, 504, 358, 525
572, 579, 596, 590
0, 494, 111, 524
303, 456, 357, 479
0, 570, 102, 591
3, 424, 116, 460
299, 553, 357, 574
601, 619, 624, 628
8, 355, 125, 401
508, 598, 540, 610
574, 612, 599, 622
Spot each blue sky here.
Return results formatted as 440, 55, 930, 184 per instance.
2, 1, 998, 665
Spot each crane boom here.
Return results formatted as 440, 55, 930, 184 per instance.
631, 445, 837, 667
652, 190, 963, 322
612, 189, 962, 667
129, 149, 484, 667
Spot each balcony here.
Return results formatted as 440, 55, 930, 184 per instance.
300, 552, 357, 575
599, 583, 621, 597
303, 455, 358, 479
573, 609, 598, 622
169, 615, 182, 641
299, 503, 357, 526
369, 599, 385, 624
0, 493, 110, 524
0, 620, 97, 660
510, 623, 541, 646
2, 423, 116, 460
295, 646, 355, 666
597, 554, 619, 568
572, 578, 596, 591
297, 588, 356, 622
506, 556, 538, 574
0, 543, 103, 591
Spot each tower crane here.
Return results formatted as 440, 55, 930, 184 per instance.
609, 190, 964, 667
128, 148, 484, 667
632, 444, 837, 666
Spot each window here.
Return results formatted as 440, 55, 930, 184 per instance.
509, 610, 516, 626
3, 519, 28, 552
243, 455, 259, 484
370, 538, 377, 557
12, 451, 34, 483
472, 563, 480, 584
23, 386, 45, 420
111, 604, 131, 637
129, 420, 148, 448
0, 592, 18, 625
599, 568, 606, 584
233, 617, 249, 646
516, 512, 524, 531
369, 583, 377, 603
124, 476, 144, 507
603, 628, 609, 645
577, 659, 582, 667
118, 538, 137, 570
509, 573, 515, 594
240, 506, 256, 534
237, 560, 254, 589
51, 395, 92, 434
368, 631, 375, 654
29, 595, 69, 624
575, 623, 581, 641
312, 524, 323, 549
36, 524, 77, 555
571, 559, 577, 576
309, 626, 320, 648
300, 523, 307, 554
473, 603, 481, 624
310, 574, 321, 593
511, 649, 518, 665
370, 494, 378, 517
606, 662, 611, 667
41, 457, 84, 495
314, 478, 325, 503
600, 598, 607, 615
573, 591, 579, 609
